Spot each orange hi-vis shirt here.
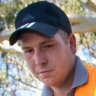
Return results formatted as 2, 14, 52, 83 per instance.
75, 64, 96, 96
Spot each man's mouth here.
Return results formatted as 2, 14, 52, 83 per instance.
38, 70, 53, 76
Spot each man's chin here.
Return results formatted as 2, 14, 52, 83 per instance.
40, 78, 58, 86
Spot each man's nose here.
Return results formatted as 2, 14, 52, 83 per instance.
34, 50, 47, 65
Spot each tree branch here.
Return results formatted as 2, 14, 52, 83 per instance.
78, 0, 96, 12
8, 74, 41, 90
68, 14, 96, 33
0, 40, 22, 55
88, 0, 96, 11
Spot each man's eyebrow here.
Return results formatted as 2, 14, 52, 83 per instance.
40, 39, 55, 45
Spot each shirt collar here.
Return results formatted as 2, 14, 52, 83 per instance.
41, 85, 53, 96
41, 56, 88, 96
71, 56, 88, 89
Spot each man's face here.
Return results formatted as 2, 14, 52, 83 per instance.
20, 29, 76, 87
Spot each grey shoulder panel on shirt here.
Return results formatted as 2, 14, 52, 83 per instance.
71, 56, 88, 89
41, 85, 53, 96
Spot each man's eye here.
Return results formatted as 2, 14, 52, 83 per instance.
44, 44, 54, 48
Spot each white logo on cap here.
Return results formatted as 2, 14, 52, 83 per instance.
17, 22, 36, 30
17, 23, 29, 30
26, 22, 36, 28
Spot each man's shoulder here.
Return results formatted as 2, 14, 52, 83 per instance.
85, 64, 96, 78
85, 64, 96, 71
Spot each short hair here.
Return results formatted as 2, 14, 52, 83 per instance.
58, 29, 69, 44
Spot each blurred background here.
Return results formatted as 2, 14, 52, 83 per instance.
0, 0, 96, 96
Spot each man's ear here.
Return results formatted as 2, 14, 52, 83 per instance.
68, 33, 76, 54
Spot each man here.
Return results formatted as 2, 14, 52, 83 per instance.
9, 1, 96, 96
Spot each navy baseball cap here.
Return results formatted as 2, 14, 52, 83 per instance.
9, 1, 72, 45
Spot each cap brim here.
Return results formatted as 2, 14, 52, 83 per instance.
9, 22, 59, 45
